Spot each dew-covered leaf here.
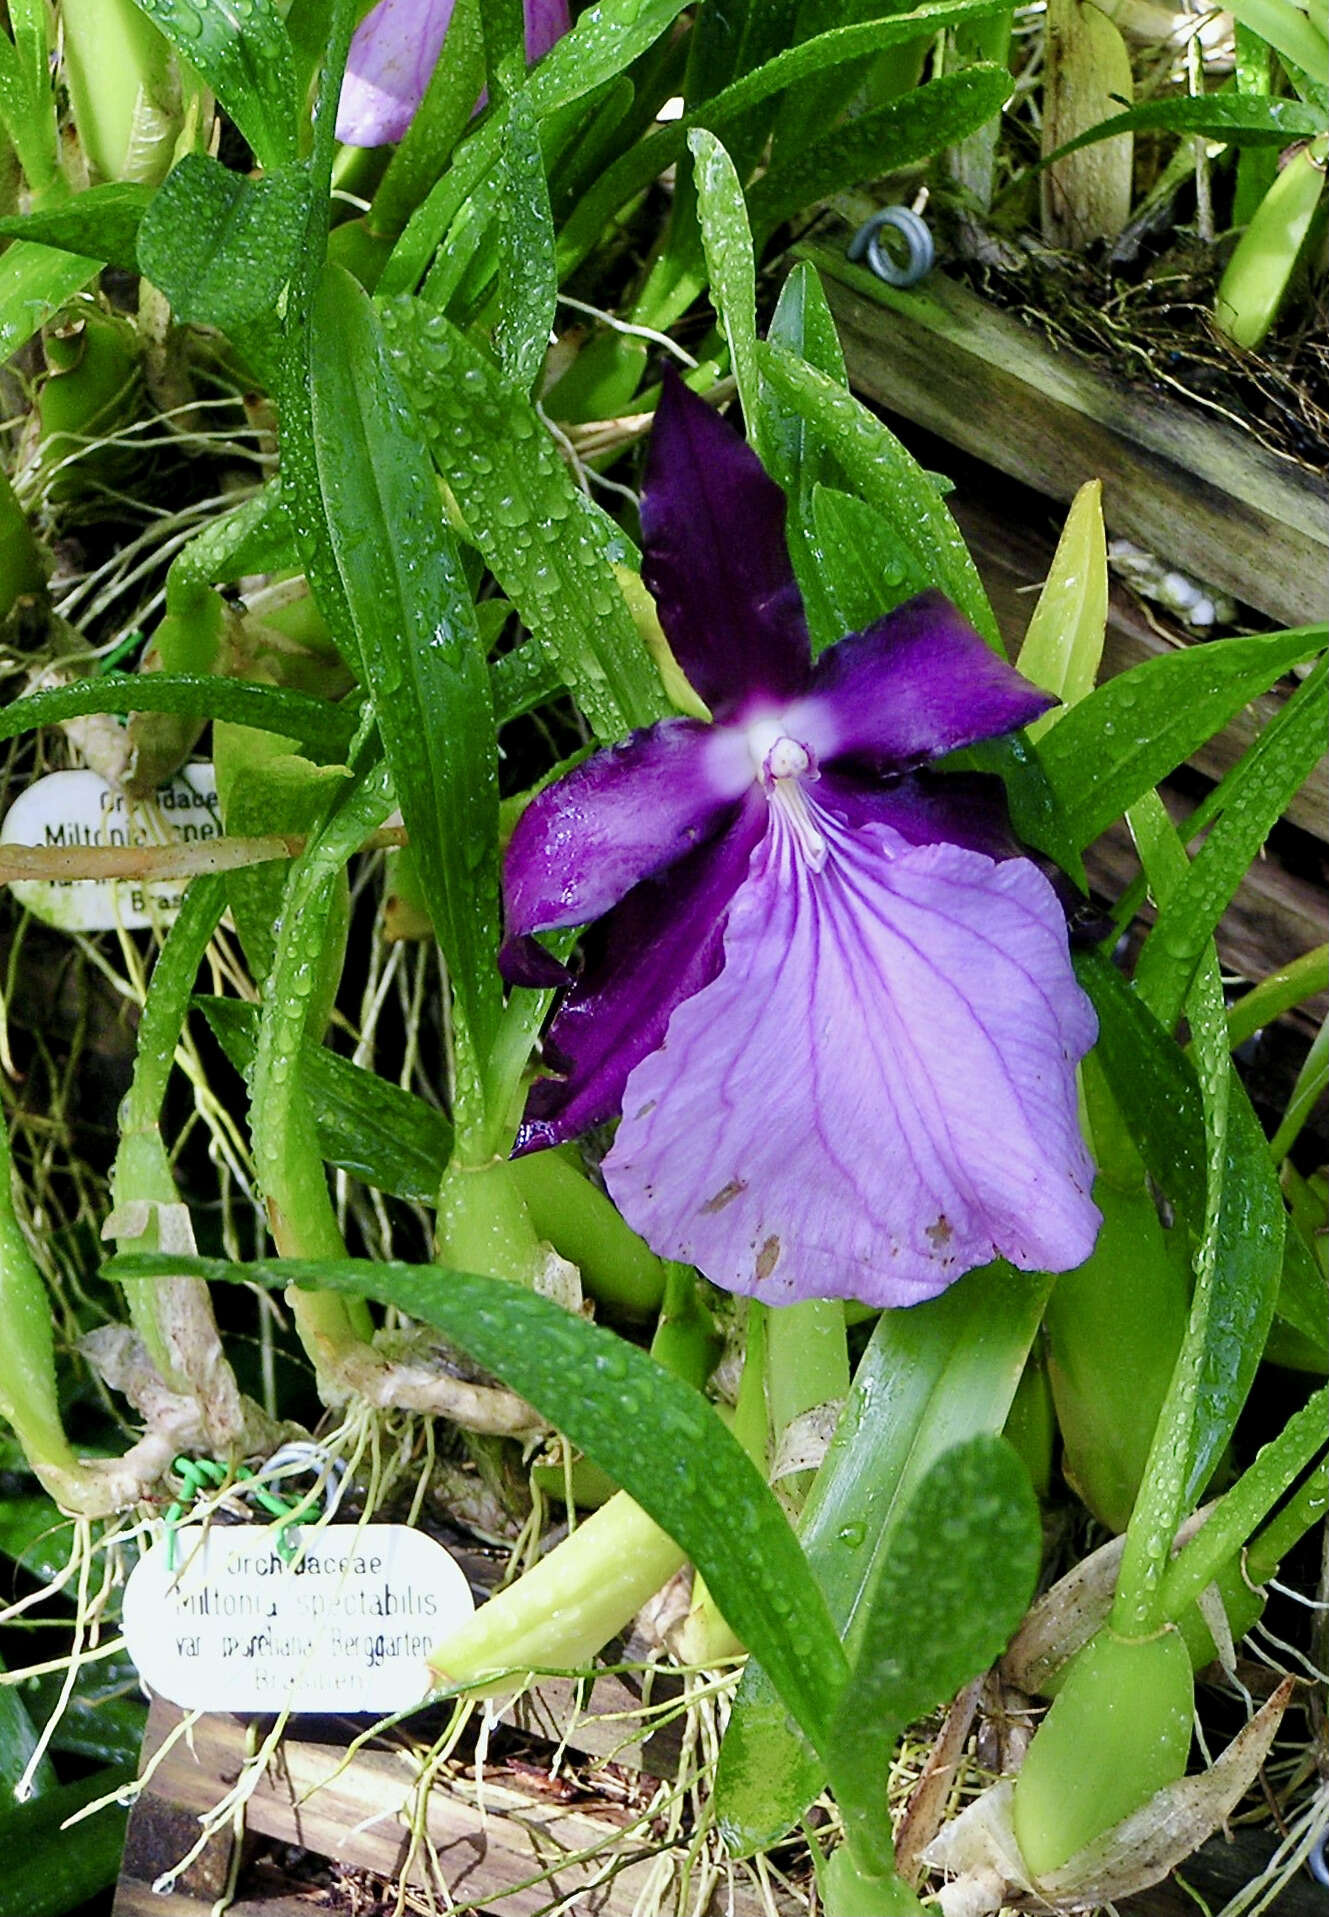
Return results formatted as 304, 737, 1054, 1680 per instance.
0, 184, 152, 271
1029, 625, 1326, 852
758, 343, 997, 647
111, 1249, 848, 1756
128, 0, 299, 169
199, 996, 452, 1203
309, 265, 502, 1057
716, 1264, 1049, 1853
378, 299, 669, 741
137, 154, 311, 335
827, 1436, 1040, 1860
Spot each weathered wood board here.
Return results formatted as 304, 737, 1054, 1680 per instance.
114, 1693, 807, 1917
799, 223, 1329, 633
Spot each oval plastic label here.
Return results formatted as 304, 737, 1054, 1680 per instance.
0, 764, 220, 931
123, 1524, 474, 1714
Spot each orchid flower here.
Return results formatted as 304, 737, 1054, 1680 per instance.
336, 0, 571, 148
502, 375, 1101, 1309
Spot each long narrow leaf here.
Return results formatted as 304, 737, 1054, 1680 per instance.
1029, 625, 1326, 851
378, 299, 669, 740
716, 1263, 1049, 1852
309, 266, 502, 1058
1133, 655, 1329, 1026
759, 342, 997, 646
110, 1250, 849, 1755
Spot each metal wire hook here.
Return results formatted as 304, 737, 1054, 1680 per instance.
848, 206, 935, 289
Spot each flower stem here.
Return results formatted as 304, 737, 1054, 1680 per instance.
508, 1149, 667, 1318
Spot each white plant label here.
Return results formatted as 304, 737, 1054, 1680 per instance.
123, 1524, 474, 1714
0, 764, 220, 932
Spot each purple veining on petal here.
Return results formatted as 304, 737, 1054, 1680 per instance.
513, 794, 769, 1154
640, 371, 811, 719
504, 719, 752, 938
788, 591, 1056, 772
815, 767, 1025, 862
604, 799, 1099, 1306
336, 0, 456, 147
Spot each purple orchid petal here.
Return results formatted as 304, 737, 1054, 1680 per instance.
523, 0, 572, 61
640, 371, 811, 719
336, 0, 571, 147
336, 0, 456, 147
816, 767, 1025, 862
603, 802, 1099, 1306
499, 934, 572, 988
504, 719, 752, 937
788, 592, 1056, 772
513, 795, 769, 1153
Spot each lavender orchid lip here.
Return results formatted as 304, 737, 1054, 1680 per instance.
502, 372, 1102, 1309
336, 0, 572, 149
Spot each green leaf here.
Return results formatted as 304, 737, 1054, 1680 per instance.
1029, 624, 1327, 852
112, 1250, 849, 1757
128, 0, 299, 169
1225, 0, 1329, 89
749, 67, 1012, 237
556, 0, 1012, 278
758, 342, 998, 647
309, 265, 502, 1059
757, 263, 848, 652
0, 184, 152, 271
827, 1436, 1041, 1869
1187, 1080, 1285, 1496
0, 1649, 54, 1800
689, 128, 760, 434
1074, 951, 1207, 1235
137, 154, 311, 334
378, 299, 669, 740
496, 88, 557, 392
165, 481, 297, 616
0, 241, 100, 362
0, 1766, 134, 1917
199, 996, 452, 1203
1042, 90, 1326, 167
1133, 655, 1329, 1027
490, 638, 564, 724
0, 672, 357, 757
810, 486, 933, 632
716, 1263, 1049, 1853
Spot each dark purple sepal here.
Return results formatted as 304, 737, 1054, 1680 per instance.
640, 370, 811, 719
816, 767, 1025, 863
503, 718, 746, 937
793, 591, 1056, 772
498, 934, 573, 988
512, 793, 768, 1154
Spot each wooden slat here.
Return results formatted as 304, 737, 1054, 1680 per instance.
118, 1698, 808, 1917
799, 224, 1329, 632
951, 490, 1328, 846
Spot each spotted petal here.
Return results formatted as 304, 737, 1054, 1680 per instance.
504, 719, 751, 937
788, 592, 1055, 771
604, 804, 1099, 1306
640, 371, 810, 718
513, 795, 768, 1152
